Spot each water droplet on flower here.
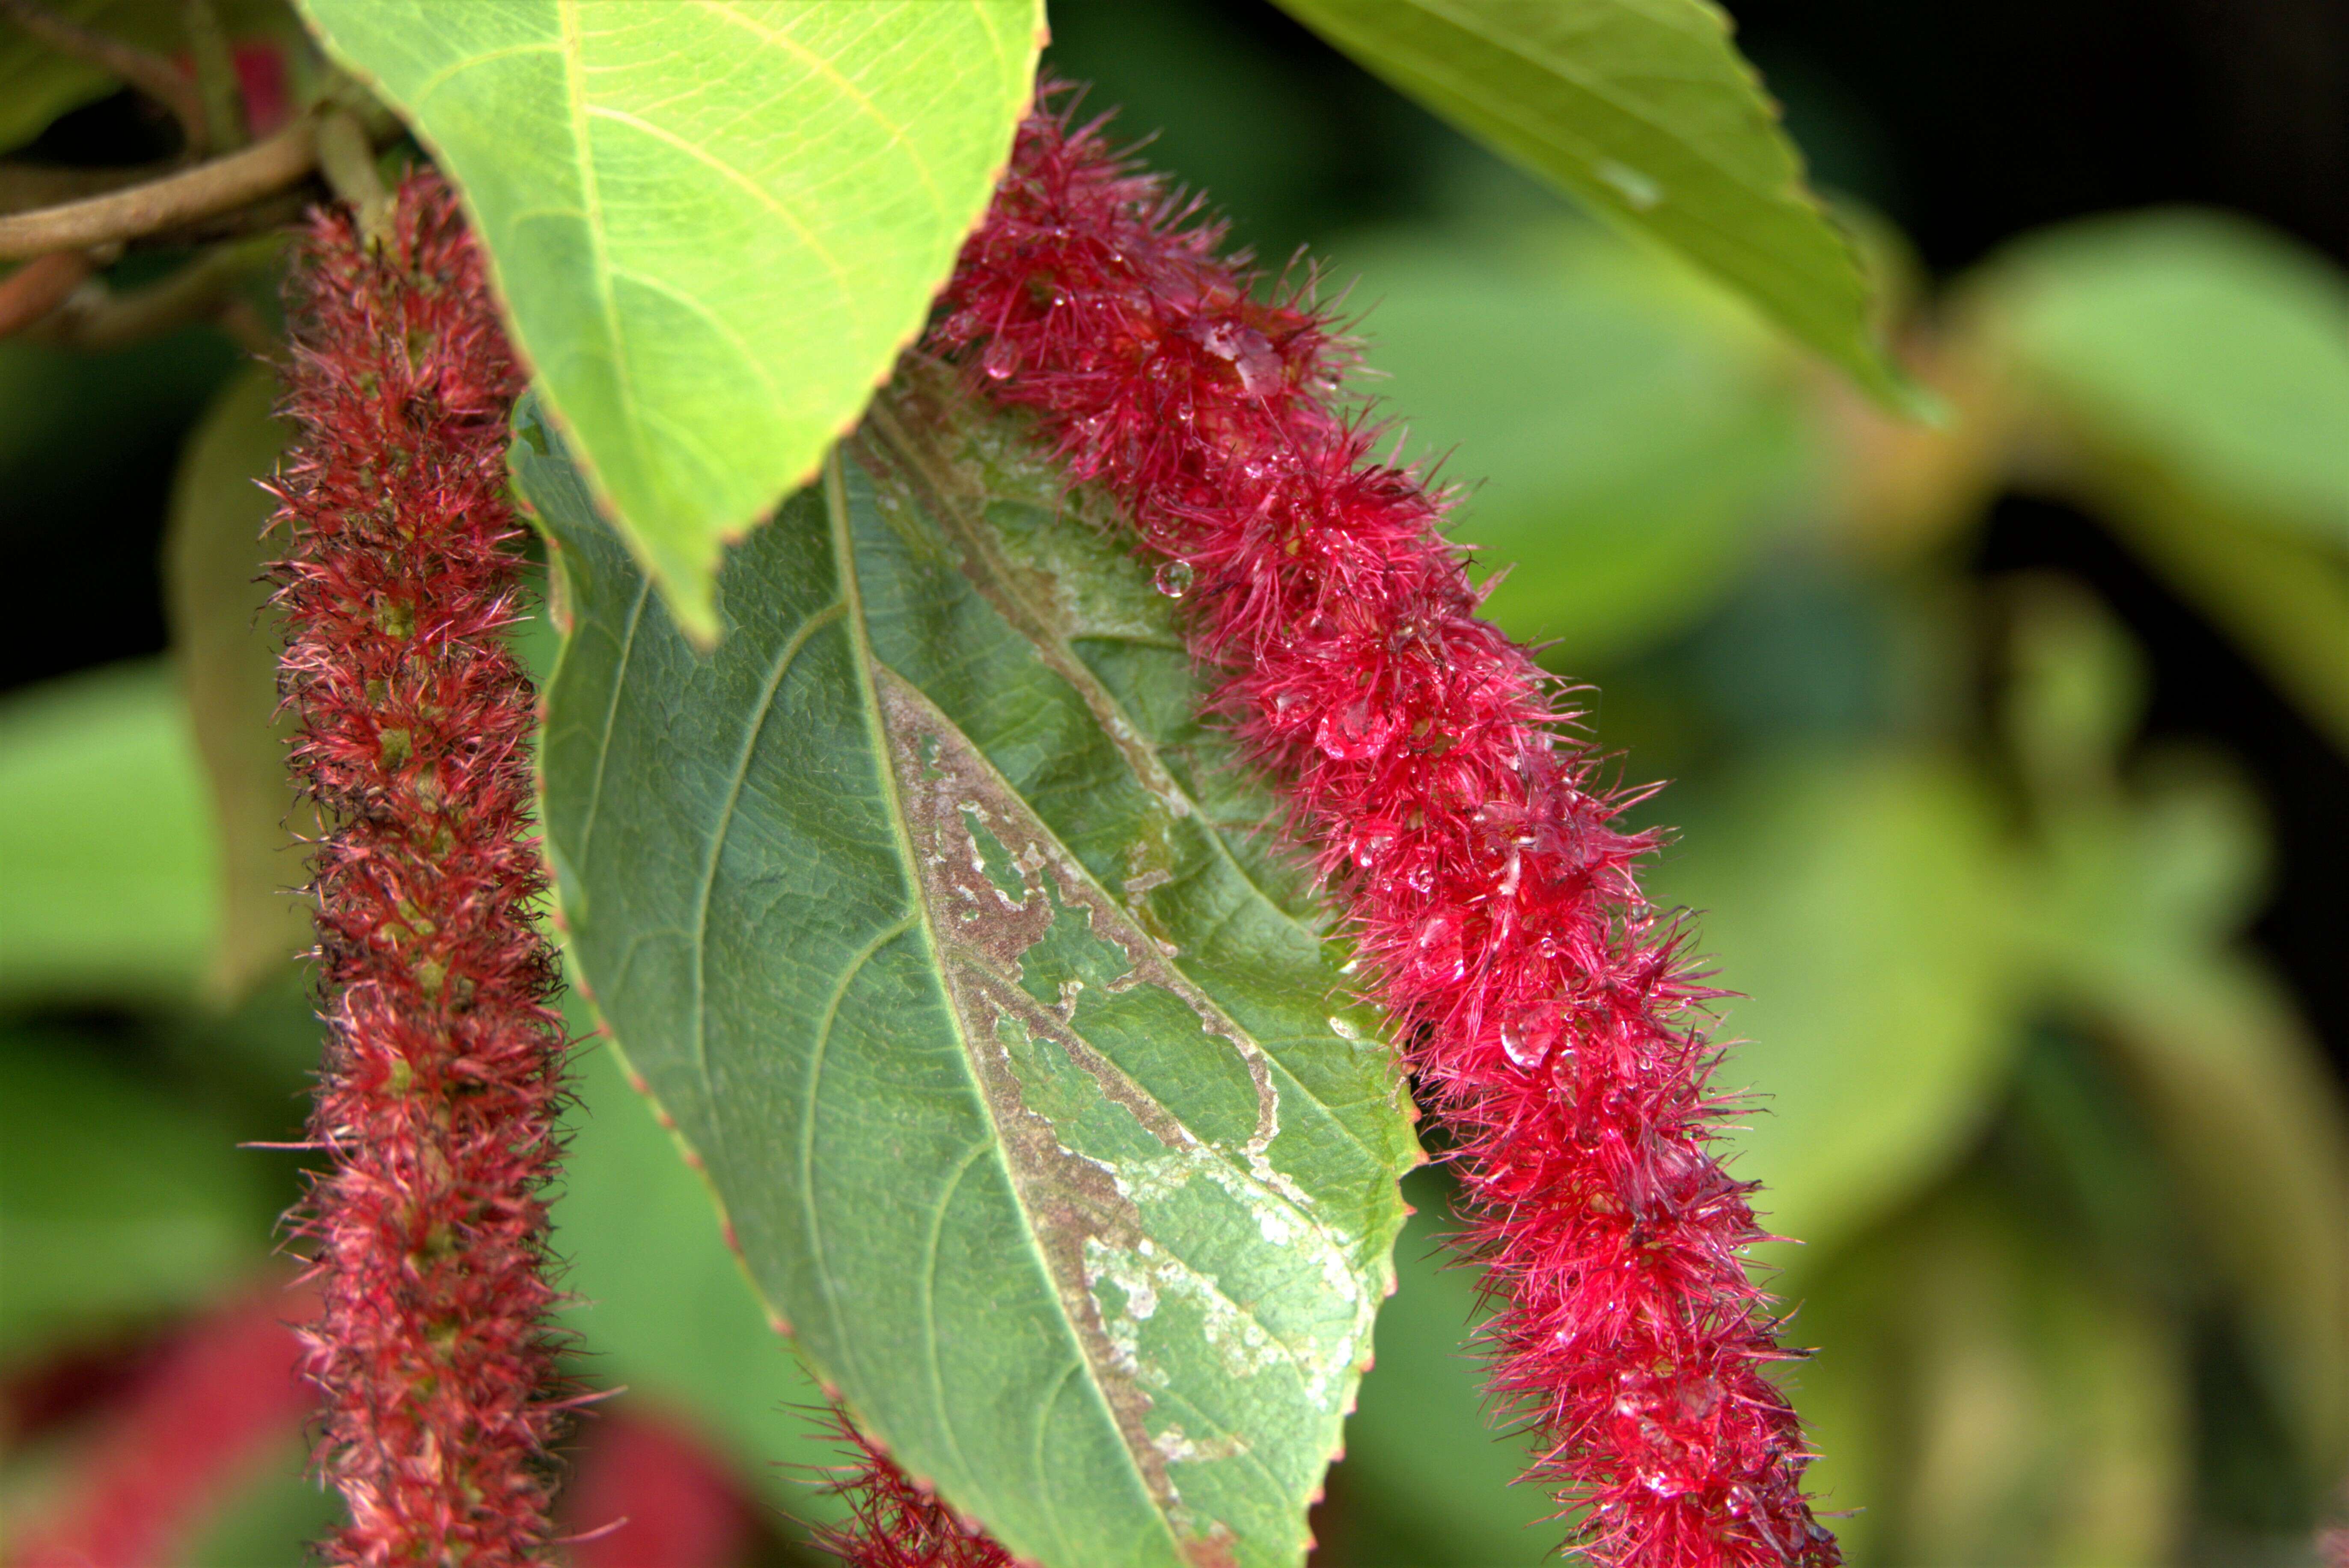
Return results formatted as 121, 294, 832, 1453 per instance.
1154, 558, 1194, 598
1315, 698, 1396, 761
1412, 910, 1465, 984
1500, 1007, 1562, 1069
980, 340, 1017, 381
1196, 317, 1283, 396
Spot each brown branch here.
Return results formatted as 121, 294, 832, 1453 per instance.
143, 185, 313, 250
0, 113, 316, 260
1, 160, 176, 216
26, 235, 276, 351
0, 248, 92, 334
0, 0, 208, 154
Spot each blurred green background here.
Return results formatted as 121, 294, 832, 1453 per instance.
4, 1, 2346, 1564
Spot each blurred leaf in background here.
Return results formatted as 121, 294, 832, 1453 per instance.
1969, 211, 2349, 756
0, 665, 217, 1005
1648, 749, 2021, 1271
163, 362, 313, 1005
1987, 214, 2349, 543
0, 1028, 269, 1359
1332, 218, 1815, 664
0, 0, 304, 153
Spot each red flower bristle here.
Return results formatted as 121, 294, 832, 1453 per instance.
811, 1412, 1017, 1568
273, 172, 569, 1566
885, 92, 1837, 1568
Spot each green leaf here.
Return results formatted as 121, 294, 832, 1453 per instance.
1999, 578, 2349, 1477
165, 363, 316, 1004
1971, 217, 2349, 749
1270, 0, 1913, 409
0, 662, 217, 1004
1650, 750, 2022, 1271
0, 1025, 269, 1360
298, 0, 1042, 642
520, 377, 1419, 1568
1334, 219, 1812, 663
2071, 956, 2349, 1478
2072, 465, 2349, 761
1984, 211, 2349, 545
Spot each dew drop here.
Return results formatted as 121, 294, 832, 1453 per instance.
1197, 318, 1283, 396
1412, 910, 1465, 984
1154, 558, 1195, 598
980, 340, 1017, 381
1314, 698, 1396, 761
1500, 1007, 1562, 1069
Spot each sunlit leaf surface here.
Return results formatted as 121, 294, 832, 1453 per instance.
300, 0, 1042, 638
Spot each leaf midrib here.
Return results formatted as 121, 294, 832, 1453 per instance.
825, 451, 1183, 1568
860, 404, 1395, 1189
862, 396, 1335, 959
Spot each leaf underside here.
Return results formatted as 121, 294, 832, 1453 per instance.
1273, 0, 1913, 410
520, 373, 1420, 1568
299, 0, 1042, 638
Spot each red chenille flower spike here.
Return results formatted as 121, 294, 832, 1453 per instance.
910, 95, 1839, 1568
274, 172, 568, 1567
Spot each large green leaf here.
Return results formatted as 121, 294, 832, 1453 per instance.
1272, 0, 1912, 409
520, 379, 1419, 1567
299, 0, 1041, 641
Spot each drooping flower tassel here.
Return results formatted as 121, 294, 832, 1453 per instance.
908, 98, 1838, 1568
274, 172, 566, 1566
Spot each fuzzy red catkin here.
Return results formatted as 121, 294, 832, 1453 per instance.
910, 100, 1837, 1568
274, 172, 568, 1567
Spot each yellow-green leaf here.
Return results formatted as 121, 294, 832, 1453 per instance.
298, 0, 1042, 640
